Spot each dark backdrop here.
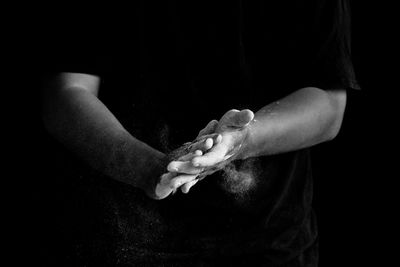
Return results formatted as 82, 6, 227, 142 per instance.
311, 2, 393, 266
7, 2, 392, 266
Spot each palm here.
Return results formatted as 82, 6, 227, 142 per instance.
157, 109, 255, 197
192, 109, 254, 168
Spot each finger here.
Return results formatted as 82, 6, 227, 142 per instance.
195, 149, 203, 156
215, 134, 222, 144
218, 109, 254, 129
169, 174, 198, 189
233, 109, 254, 127
191, 144, 228, 167
197, 120, 219, 138
178, 150, 203, 161
155, 172, 176, 199
167, 160, 204, 174
158, 172, 176, 186
206, 137, 214, 150
181, 179, 199, 194
203, 134, 222, 146
216, 109, 240, 131
187, 137, 214, 152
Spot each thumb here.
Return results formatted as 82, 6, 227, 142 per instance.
218, 109, 254, 130
232, 109, 254, 127
196, 119, 219, 139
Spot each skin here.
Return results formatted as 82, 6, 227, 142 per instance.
41, 73, 214, 199
169, 88, 347, 192
41, 73, 346, 199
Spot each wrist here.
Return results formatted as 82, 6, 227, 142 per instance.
236, 121, 256, 160
108, 132, 168, 192
136, 149, 168, 191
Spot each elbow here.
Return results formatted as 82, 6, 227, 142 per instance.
324, 89, 347, 141
325, 119, 341, 141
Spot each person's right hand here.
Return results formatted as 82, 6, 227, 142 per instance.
152, 150, 204, 199
166, 109, 254, 194
145, 132, 220, 200
161, 120, 222, 195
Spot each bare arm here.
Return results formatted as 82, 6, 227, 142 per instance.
41, 73, 166, 194
240, 87, 347, 159
178, 87, 347, 169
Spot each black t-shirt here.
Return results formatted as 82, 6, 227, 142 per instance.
41, 0, 359, 266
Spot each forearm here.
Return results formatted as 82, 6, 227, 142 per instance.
239, 87, 346, 159
41, 86, 166, 188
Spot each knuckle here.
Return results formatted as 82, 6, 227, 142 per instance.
228, 109, 240, 114
168, 162, 178, 170
171, 179, 181, 189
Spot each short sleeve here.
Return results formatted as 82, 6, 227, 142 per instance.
300, 0, 361, 90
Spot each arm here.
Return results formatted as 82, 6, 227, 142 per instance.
41, 73, 167, 195
42, 72, 216, 199
175, 86, 346, 169
239, 86, 347, 159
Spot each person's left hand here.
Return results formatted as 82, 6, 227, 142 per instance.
167, 109, 254, 193
191, 109, 254, 168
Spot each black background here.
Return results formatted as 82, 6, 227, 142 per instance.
6, 1, 394, 266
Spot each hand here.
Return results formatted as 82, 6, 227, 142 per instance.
154, 150, 204, 199
147, 131, 221, 200
165, 109, 254, 194
192, 109, 254, 167
151, 120, 221, 196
